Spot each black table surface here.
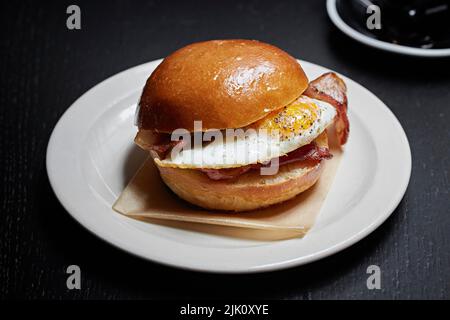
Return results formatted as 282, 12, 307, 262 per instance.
1, 0, 449, 300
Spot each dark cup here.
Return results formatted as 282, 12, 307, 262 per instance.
336, 0, 450, 48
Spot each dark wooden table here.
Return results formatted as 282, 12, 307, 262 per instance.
1, 0, 449, 300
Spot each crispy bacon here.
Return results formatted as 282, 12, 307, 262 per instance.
200, 142, 332, 180
201, 166, 253, 181
304, 72, 350, 145
148, 139, 184, 159
135, 130, 185, 159
277, 142, 332, 165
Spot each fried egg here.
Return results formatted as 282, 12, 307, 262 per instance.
155, 95, 336, 169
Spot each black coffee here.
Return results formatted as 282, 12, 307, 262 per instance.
336, 0, 450, 49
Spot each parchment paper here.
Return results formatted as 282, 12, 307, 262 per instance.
113, 145, 342, 241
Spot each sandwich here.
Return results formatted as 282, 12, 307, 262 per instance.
134, 39, 349, 211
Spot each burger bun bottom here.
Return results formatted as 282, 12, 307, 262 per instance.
154, 132, 329, 212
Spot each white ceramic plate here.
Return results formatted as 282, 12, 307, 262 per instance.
46, 59, 411, 273
327, 0, 450, 58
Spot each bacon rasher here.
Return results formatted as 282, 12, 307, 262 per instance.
304, 72, 350, 145
200, 141, 332, 181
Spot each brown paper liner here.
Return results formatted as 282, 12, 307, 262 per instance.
113, 143, 342, 241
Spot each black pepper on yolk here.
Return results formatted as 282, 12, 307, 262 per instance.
254, 98, 320, 140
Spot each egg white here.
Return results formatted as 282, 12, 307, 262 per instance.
155, 96, 336, 169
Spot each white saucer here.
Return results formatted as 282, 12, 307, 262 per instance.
46, 59, 411, 273
327, 0, 450, 57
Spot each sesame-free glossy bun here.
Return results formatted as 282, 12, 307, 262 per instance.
137, 39, 308, 132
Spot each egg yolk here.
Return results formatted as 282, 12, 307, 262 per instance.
255, 99, 319, 140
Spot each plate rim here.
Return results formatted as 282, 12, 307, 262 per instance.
326, 0, 450, 58
46, 59, 412, 273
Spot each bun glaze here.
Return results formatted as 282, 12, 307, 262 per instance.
154, 132, 328, 211
137, 39, 308, 132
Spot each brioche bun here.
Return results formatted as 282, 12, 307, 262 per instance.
137, 39, 308, 132
154, 132, 328, 211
